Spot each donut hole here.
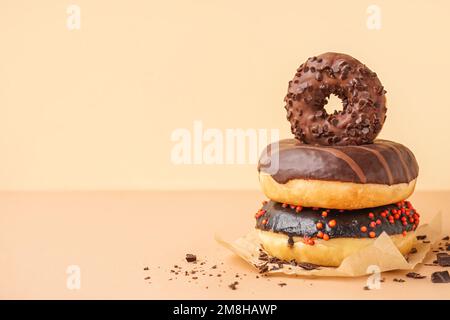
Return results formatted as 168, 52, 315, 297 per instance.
324, 94, 344, 115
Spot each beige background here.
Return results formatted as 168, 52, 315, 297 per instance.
1, 0, 450, 191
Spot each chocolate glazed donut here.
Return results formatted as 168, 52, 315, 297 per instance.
284, 52, 387, 145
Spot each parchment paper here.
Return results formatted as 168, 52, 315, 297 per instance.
216, 213, 442, 277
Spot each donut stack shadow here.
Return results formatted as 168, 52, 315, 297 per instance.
253, 52, 419, 267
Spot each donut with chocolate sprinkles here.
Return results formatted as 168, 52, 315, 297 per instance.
285, 52, 387, 146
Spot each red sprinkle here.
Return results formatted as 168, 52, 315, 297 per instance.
328, 220, 337, 228
321, 211, 328, 217
295, 206, 303, 213
316, 222, 323, 230
262, 219, 267, 225
369, 231, 376, 238
370, 221, 376, 228
402, 231, 407, 237
322, 234, 330, 241
255, 209, 266, 219
360, 226, 367, 233
282, 203, 288, 208
317, 231, 324, 238
368, 212, 375, 220
376, 219, 382, 225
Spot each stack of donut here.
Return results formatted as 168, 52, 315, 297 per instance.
255, 52, 419, 267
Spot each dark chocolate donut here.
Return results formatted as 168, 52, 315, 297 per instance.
258, 139, 418, 185
255, 200, 419, 240
284, 52, 387, 146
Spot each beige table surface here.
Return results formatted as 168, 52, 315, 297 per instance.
1, 190, 449, 299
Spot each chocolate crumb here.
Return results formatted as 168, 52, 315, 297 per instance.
442, 236, 450, 241
144, 276, 150, 280
143, 267, 149, 271
297, 262, 320, 270
406, 272, 426, 279
409, 248, 418, 254
431, 271, 450, 283
363, 285, 370, 290
423, 240, 430, 244
185, 254, 197, 262
278, 282, 287, 287
416, 235, 427, 240
228, 281, 239, 290
393, 278, 405, 282
211, 265, 217, 269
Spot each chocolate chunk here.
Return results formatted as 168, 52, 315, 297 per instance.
416, 235, 427, 240
437, 253, 450, 267
406, 272, 426, 279
185, 254, 197, 262
431, 271, 450, 283
442, 236, 449, 241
